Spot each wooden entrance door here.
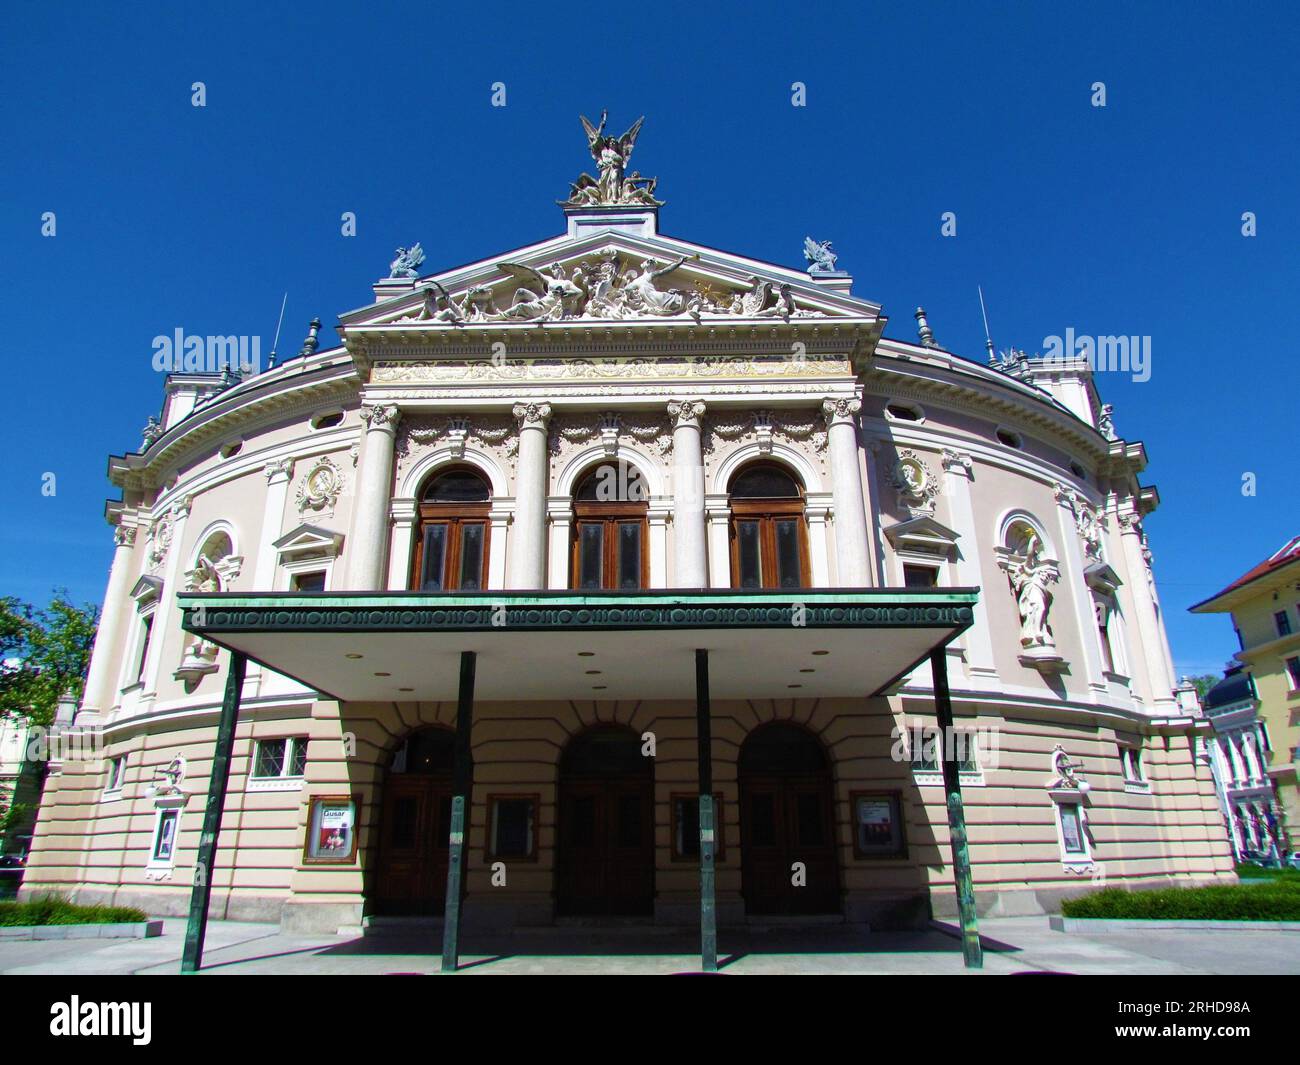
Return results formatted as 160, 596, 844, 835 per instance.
372, 728, 458, 916
555, 728, 654, 916
739, 725, 840, 916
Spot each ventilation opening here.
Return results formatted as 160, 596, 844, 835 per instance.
885, 402, 923, 423
1069, 460, 1087, 480
311, 411, 344, 430
219, 441, 243, 459
996, 428, 1023, 449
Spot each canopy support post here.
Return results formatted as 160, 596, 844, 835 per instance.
440, 650, 476, 973
181, 651, 247, 974
695, 648, 717, 973
930, 646, 983, 968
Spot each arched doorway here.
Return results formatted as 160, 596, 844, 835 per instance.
739, 723, 840, 915
555, 726, 654, 916
373, 728, 464, 915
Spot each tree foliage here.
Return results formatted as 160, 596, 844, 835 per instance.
0, 593, 99, 727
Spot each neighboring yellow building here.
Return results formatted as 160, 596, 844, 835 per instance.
1192, 536, 1300, 852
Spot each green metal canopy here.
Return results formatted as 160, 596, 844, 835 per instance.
179, 588, 977, 702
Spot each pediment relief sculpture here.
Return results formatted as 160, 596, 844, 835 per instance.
391, 247, 828, 326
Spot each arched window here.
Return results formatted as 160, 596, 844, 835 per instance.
411, 467, 491, 591
728, 462, 809, 589
571, 462, 648, 590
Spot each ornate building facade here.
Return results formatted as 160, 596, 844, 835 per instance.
24, 118, 1232, 940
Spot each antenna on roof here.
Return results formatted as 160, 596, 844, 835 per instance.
267, 292, 288, 370
978, 286, 996, 365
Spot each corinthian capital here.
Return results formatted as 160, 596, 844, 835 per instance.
821, 396, 862, 425
360, 404, 401, 434
512, 402, 552, 429
114, 526, 137, 548
667, 399, 706, 427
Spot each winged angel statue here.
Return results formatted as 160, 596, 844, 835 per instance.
564, 111, 661, 207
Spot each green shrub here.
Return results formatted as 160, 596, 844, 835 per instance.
1062, 880, 1300, 921
0, 895, 148, 927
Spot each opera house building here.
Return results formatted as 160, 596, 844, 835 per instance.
23, 117, 1232, 968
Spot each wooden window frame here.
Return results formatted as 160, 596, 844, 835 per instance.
570, 500, 650, 590
410, 501, 492, 592
728, 499, 811, 589
484, 793, 541, 862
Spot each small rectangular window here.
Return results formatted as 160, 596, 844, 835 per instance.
1058, 803, 1086, 856
135, 614, 154, 683
290, 571, 326, 592
253, 738, 287, 778
106, 755, 126, 792
903, 564, 938, 588
152, 810, 179, 862
487, 796, 537, 860
1275, 610, 1292, 637
1286, 657, 1300, 691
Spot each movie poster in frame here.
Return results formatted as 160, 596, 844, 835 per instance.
303, 794, 361, 864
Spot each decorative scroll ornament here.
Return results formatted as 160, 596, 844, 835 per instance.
296, 457, 344, 515
396, 415, 517, 472
389, 243, 425, 279
1047, 745, 1091, 795
146, 512, 174, 571
562, 111, 661, 207
889, 449, 939, 515
703, 408, 827, 459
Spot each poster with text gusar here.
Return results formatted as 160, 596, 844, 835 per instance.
305, 796, 358, 862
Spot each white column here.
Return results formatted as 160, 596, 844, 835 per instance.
940, 450, 997, 680
805, 503, 832, 587
648, 502, 670, 588
488, 508, 511, 590
142, 496, 191, 696
668, 400, 708, 588
1118, 509, 1176, 709
387, 498, 418, 590
82, 524, 140, 714
252, 458, 294, 590
704, 495, 731, 589
547, 499, 572, 589
822, 397, 870, 585
509, 402, 551, 589
348, 404, 401, 590
1054, 487, 1106, 695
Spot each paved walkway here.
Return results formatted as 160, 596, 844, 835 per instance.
2, 916, 1297, 975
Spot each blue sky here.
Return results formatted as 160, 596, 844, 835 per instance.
1, 2, 1296, 678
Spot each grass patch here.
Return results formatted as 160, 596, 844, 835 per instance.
1234, 863, 1300, 881
1062, 879, 1300, 921
0, 895, 149, 927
